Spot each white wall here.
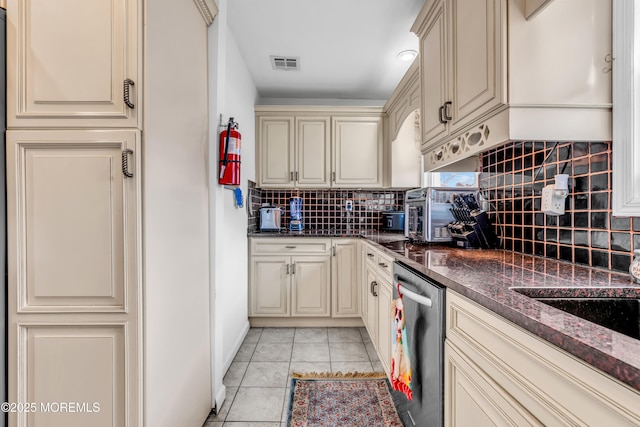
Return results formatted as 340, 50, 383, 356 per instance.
208, 0, 259, 410
144, 1, 213, 426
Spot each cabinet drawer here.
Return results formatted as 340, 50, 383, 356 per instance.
376, 252, 394, 278
250, 238, 331, 255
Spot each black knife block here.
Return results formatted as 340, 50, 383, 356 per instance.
447, 208, 499, 249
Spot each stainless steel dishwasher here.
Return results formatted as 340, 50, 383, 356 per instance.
391, 261, 445, 427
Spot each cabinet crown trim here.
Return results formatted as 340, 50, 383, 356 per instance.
194, 0, 218, 26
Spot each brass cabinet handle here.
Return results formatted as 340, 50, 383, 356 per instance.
290, 171, 294, 181
371, 281, 378, 297
367, 253, 374, 258
378, 262, 388, 268
291, 263, 296, 274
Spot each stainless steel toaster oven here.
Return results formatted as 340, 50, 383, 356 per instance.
404, 187, 478, 243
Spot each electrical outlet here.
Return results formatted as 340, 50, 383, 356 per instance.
345, 200, 353, 212
541, 185, 565, 215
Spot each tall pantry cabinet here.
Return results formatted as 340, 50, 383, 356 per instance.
5, 1, 216, 426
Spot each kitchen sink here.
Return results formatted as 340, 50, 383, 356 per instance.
511, 288, 640, 340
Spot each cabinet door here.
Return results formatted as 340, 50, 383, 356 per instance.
445, 341, 542, 427
448, 0, 504, 132
291, 256, 331, 317
332, 116, 383, 187
331, 240, 360, 317
376, 275, 393, 375
6, 129, 141, 427
365, 264, 378, 346
420, 0, 449, 145
257, 116, 295, 188
296, 117, 331, 188
250, 255, 290, 316
7, 0, 140, 128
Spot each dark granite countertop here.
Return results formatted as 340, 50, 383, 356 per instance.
248, 231, 640, 391
364, 237, 640, 392
247, 230, 407, 241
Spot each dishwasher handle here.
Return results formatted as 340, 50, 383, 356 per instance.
397, 280, 433, 308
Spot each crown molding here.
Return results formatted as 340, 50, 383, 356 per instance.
194, 0, 218, 26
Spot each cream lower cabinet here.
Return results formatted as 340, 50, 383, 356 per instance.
6, 129, 141, 427
250, 255, 330, 317
362, 242, 394, 376
249, 238, 364, 325
446, 290, 640, 427
249, 238, 332, 318
331, 239, 360, 317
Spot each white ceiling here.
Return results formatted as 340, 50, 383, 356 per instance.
227, 0, 425, 102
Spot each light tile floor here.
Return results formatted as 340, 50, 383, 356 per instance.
203, 327, 383, 427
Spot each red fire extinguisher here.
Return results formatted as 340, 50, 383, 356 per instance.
219, 117, 241, 185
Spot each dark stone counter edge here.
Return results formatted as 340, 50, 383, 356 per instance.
248, 232, 640, 392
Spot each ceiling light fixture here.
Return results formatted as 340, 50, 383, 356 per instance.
397, 50, 417, 61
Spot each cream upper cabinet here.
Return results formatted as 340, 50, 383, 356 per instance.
256, 107, 384, 188
296, 117, 332, 188
257, 116, 295, 187
384, 60, 422, 188
332, 116, 384, 187
419, 0, 449, 144
257, 115, 330, 188
412, 0, 612, 171
331, 240, 360, 317
6, 129, 141, 427
414, 0, 503, 150
7, 0, 141, 128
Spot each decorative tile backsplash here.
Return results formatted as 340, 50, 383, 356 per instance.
480, 141, 640, 273
248, 184, 405, 234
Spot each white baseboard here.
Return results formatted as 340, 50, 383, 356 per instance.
223, 320, 251, 374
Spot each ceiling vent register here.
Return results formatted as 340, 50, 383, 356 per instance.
270, 56, 300, 71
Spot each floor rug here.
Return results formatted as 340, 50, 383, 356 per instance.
287, 371, 404, 427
